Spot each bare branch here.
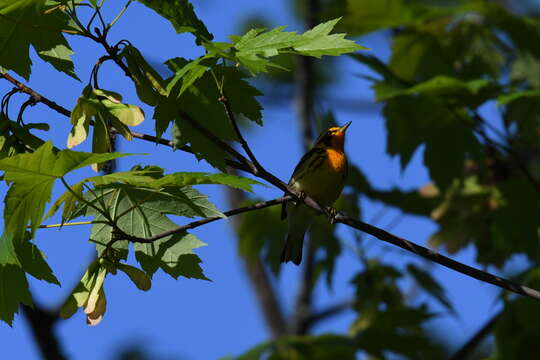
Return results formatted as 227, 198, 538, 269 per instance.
303, 299, 354, 331
219, 95, 263, 171
179, 110, 257, 173
449, 310, 500, 360
334, 214, 540, 301
21, 303, 66, 360
117, 196, 293, 243
5, 37, 540, 305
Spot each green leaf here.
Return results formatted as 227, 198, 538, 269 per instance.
383, 96, 481, 189
153, 172, 262, 192
0, 113, 47, 157
135, 0, 213, 44
78, 184, 215, 278
341, 0, 417, 36
219, 67, 263, 125
406, 264, 454, 314
0, 141, 133, 238
497, 89, 540, 106
354, 306, 439, 358
0, 0, 78, 79
293, 18, 368, 58
232, 18, 365, 74
119, 45, 167, 105
238, 199, 288, 275
166, 54, 216, 97
85, 168, 259, 193
495, 297, 540, 359
349, 53, 405, 84
15, 234, 59, 285
389, 31, 452, 83
491, 179, 540, 263
135, 235, 208, 280
375, 76, 498, 108
156, 61, 238, 170
236, 334, 357, 360
0, 232, 32, 325
117, 263, 151, 291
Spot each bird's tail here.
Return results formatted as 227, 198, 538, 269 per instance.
280, 231, 306, 265
280, 204, 311, 265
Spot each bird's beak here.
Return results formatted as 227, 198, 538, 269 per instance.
339, 121, 352, 133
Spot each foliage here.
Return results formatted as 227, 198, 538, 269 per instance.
0, 0, 365, 327
1, 0, 540, 359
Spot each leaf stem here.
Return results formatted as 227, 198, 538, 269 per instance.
37, 221, 93, 229
60, 177, 113, 224
107, 0, 133, 29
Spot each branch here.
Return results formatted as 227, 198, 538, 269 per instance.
0, 73, 248, 171
449, 310, 501, 360
162, 79, 540, 303
303, 299, 354, 331
21, 303, 67, 360
472, 112, 540, 193
179, 110, 257, 173
334, 214, 540, 301
116, 196, 293, 243
5, 45, 540, 305
219, 95, 263, 171
1, 73, 71, 117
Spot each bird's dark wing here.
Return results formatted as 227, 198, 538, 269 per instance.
281, 147, 327, 220
290, 147, 326, 182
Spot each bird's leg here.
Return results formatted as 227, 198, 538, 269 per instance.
326, 206, 339, 224
295, 190, 307, 205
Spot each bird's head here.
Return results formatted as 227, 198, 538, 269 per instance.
313, 121, 351, 151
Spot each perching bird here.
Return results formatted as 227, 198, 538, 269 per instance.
280, 121, 351, 265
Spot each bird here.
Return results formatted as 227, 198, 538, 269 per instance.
280, 121, 351, 265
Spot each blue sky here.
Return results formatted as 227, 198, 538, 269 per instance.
0, 1, 511, 359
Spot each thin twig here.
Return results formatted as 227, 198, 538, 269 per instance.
5, 41, 540, 304
36, 221, 94, 229
107, 0, 133, 29
472, 113, 540, 193
449, 310, 501, 360
334, 214, 540, 301
303, 299, 354, 330
60, 177, 113, 224
179, 109, 258, 173
0, 73, 247, 171
117, 196, 293, 243
218, 95, 264, 171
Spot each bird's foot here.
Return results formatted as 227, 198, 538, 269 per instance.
294, 190, 307, 205
326, 206, 339, 224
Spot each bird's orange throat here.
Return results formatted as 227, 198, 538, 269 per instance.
326, 148, 347, 171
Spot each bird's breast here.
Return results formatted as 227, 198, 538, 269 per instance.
326, 149, 347, 172
291, 149, 347, 205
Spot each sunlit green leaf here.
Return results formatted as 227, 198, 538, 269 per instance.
0, 0, 78, 79
135, 0, 213, 44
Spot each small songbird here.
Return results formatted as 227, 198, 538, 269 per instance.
280, 121, 351, 265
